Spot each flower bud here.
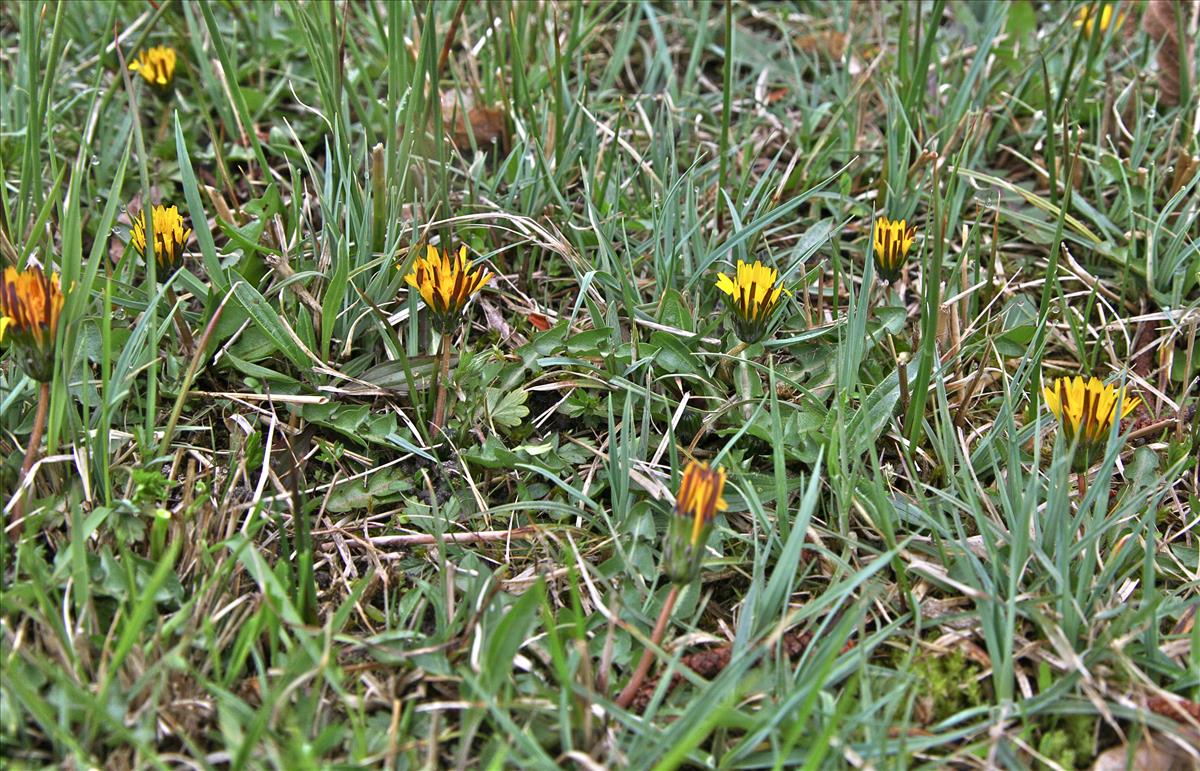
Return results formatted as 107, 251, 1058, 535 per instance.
662, 461, 727, 585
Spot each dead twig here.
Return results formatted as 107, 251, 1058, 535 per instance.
326, 526, 539, 548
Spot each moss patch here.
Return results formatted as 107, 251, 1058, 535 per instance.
910, 648, 988, 725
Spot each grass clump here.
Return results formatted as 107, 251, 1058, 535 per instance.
2, 0, 1199, 768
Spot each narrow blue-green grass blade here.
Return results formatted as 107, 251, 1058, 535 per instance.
481, 581, 544, 692
97, 539, 181, 706
758, 448, 823, 630
229, 279, 315, 371
174, 113, 228, 291
196, 2, 271, 174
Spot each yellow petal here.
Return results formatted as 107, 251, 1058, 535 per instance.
1043, 385, 1061, 418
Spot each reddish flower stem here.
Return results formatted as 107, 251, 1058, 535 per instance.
615, 584, 680, 710
13, 381, 50, 522
431, 332, 452, 434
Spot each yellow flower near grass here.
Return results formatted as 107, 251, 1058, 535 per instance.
715, 259, 786, 343
1043, 375, 1139, 469
129, 45, 178, 89
663, 460, 727, 585
0, 265, 65, 382
1074, 4, 1123, 36
872, 216, 917, 283
402, 244, 493, 333
131, 204, 192, 277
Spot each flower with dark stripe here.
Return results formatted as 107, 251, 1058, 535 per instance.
663, 460, 727, 585
1043, 375, 1140, 470
0, 265, 64, 382
715, 259, 787, 344
872, 216, 917, 283
129, 46, 177, 90
402, 244, 493, 333
131, 204, 192, 277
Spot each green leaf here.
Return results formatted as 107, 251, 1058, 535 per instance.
848, 376, 901, 455
996, 295, 1038, 358
656, 289, 693, 332
487, 387, 530, 429
325, 468, 414, 513
230, 279, 313, 370
481, 582, 543, 692
464, 435, 522, 468
228, 535, 303, 626
649, 331, 704, 375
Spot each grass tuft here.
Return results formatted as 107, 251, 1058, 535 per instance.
1, 1, 1198, 768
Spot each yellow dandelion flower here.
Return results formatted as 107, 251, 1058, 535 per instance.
1074, 4, 1123, 36
402, 244, 493, 333
1043, 375, 1140, 468
663, 460, 728, 585
131, 204, 192, 277
872, 216, 917, 283
715, 259, 787, 343
129, 45, 177, 89
677, 461, 728, 545
0, 265, 65, 382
